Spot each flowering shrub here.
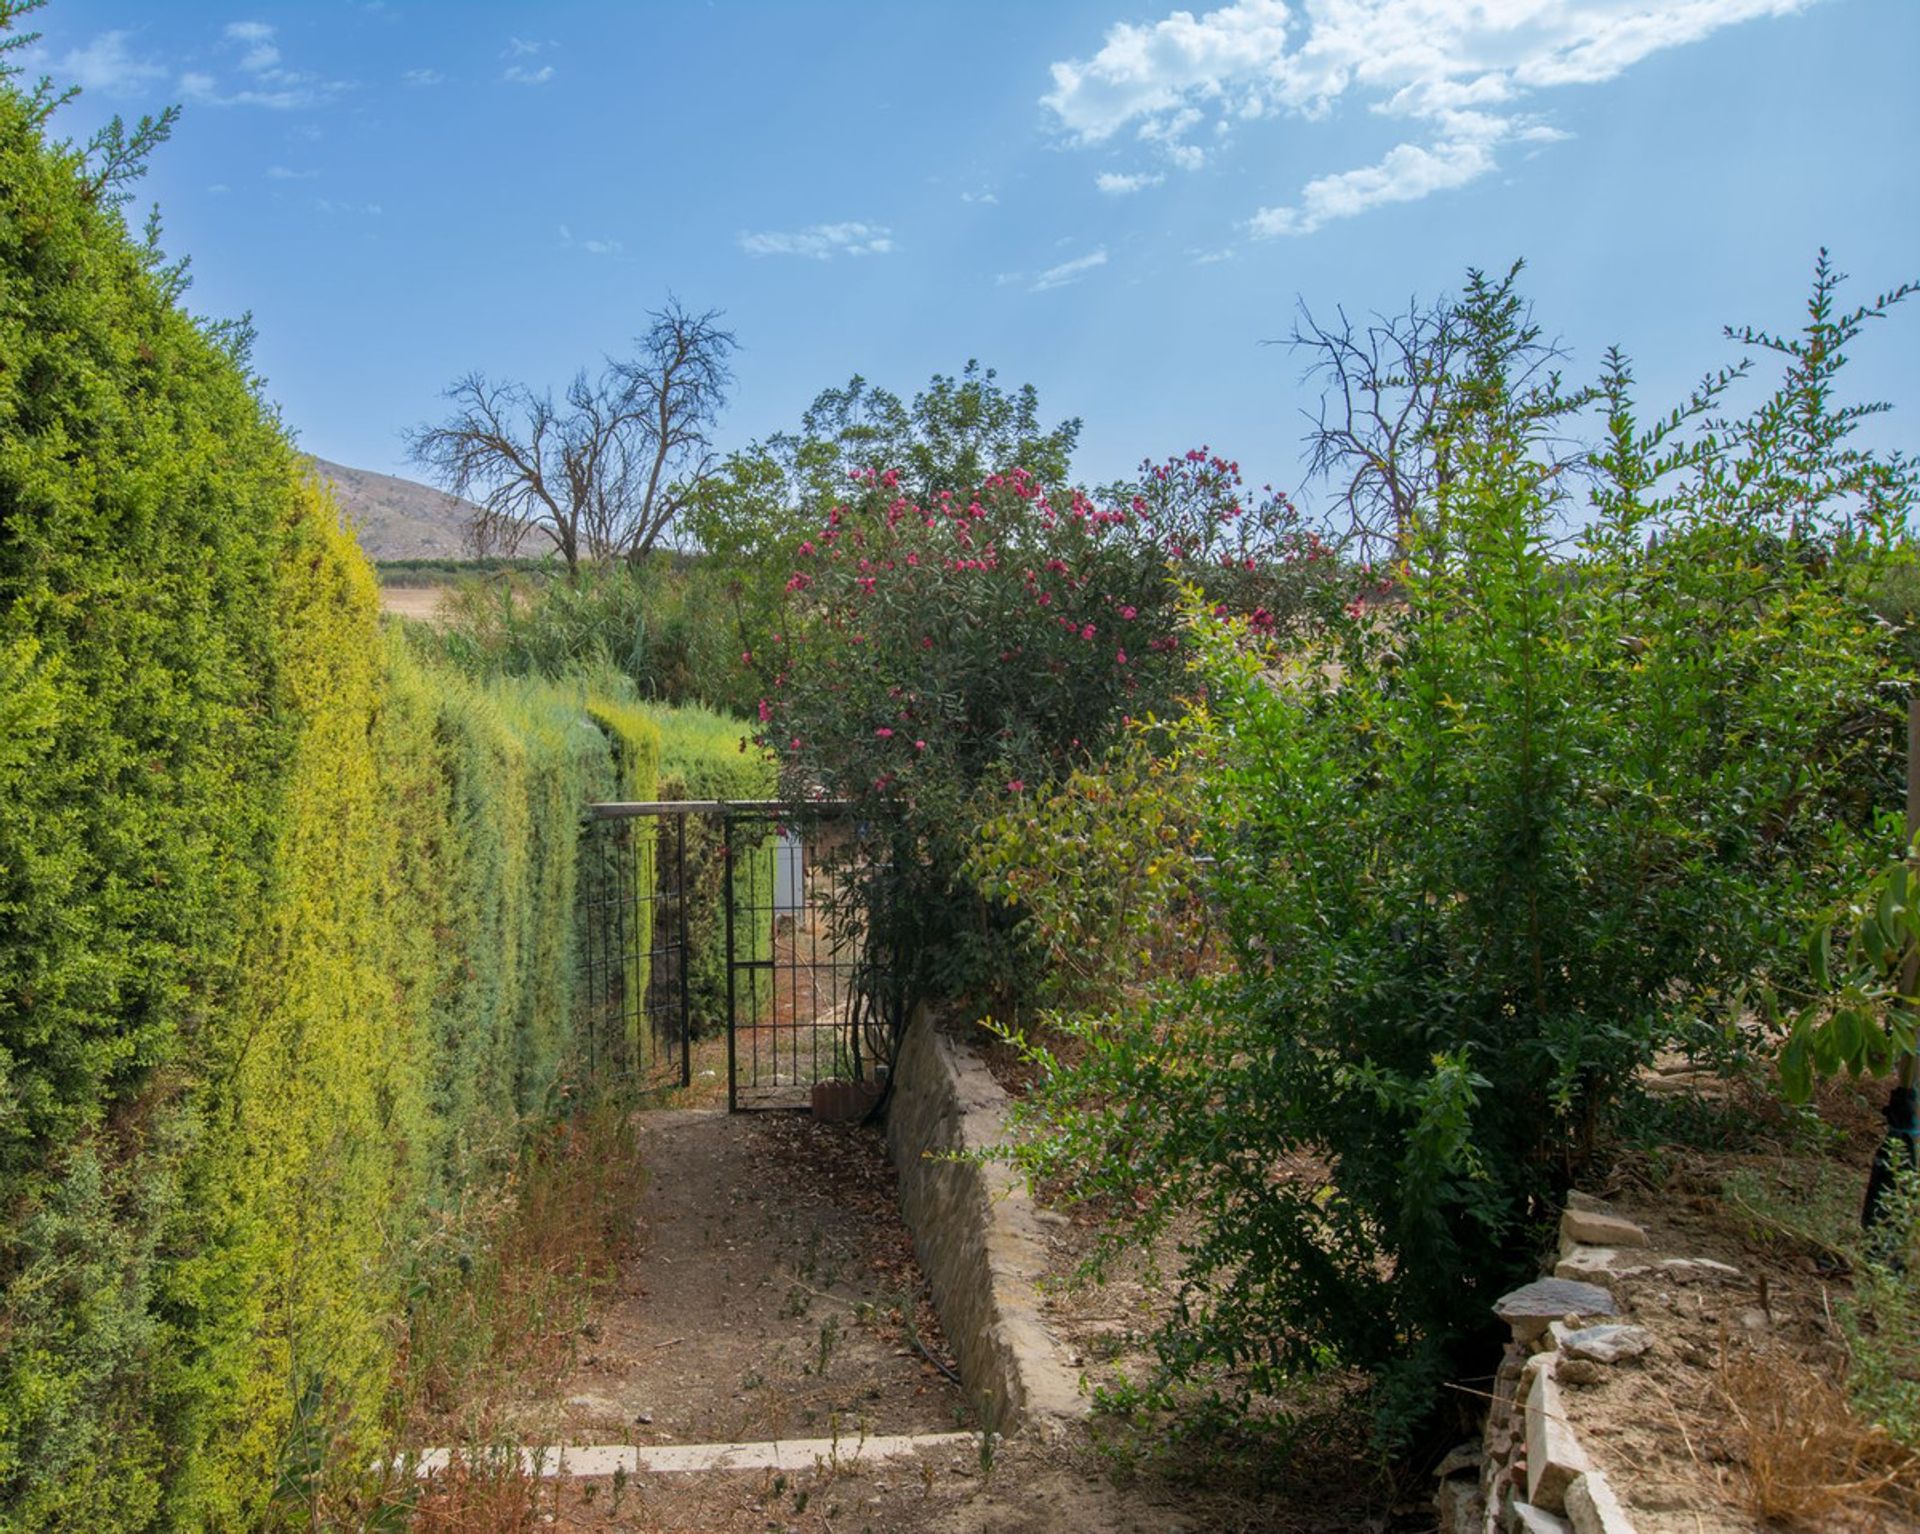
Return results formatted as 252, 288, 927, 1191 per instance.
755, 451, 1330, 1002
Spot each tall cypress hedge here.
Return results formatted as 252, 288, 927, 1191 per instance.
0, 65, 657, 1528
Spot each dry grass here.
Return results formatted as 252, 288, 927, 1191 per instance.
1717, 1344, 1920, 1529
403, 1451, 562, 1534
397, 1097, 645, 1435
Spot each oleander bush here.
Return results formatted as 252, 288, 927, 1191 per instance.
758, 452, 1333, 1008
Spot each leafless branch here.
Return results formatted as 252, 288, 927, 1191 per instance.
405, 300, 737, 572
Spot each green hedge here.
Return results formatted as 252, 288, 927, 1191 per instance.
0, 70, 654, 1529
653, 706, 775, 1032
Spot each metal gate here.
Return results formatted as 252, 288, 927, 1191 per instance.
582, 800, 899, 1111
579, 804, 693, 1089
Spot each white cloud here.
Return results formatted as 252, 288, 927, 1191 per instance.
47, 31, 167, 95
1096, 170, 1164, 195
1031, 249, 1108, 292
1250, 134, 1495, 236
738, 222, 896, 260
267, 164, 319, 180
558, 225, 624, 257
504, 36, 550, 57
314, 198, 382, 216
960, 188, 999, 205
1046, 0, 1814, 233
402, 67, 443, 86
182, 22, 348, 109
225, 20, 281, 75
503, 64, 555, 85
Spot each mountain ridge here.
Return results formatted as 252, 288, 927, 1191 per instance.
309, 455, 480, 561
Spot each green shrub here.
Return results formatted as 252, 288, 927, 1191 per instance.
1001, 261, 1912, 1446
433, 559, 750, 712
0, 53, 301, 1525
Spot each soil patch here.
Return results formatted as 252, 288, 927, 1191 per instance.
379, 584, 451, 624
514, 1109, 964, 1449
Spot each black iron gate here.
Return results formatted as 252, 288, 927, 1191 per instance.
581, 800, 899, 1111
579, 804, 693, 1089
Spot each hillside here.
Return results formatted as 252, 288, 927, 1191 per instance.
309, 455, 481, 560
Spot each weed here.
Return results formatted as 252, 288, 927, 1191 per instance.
977, 1428, 999, 1482
1723, 1163, 1920, 1451
1717, 1346, 1919, 1523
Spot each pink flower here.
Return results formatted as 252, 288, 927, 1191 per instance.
875, 727, 894, 739
1006, 778, 1026, 793
1080, 624, 1096, 641
1116, 648, 1128, 665
1119, 605, 1137, 620
741, 649, 753, 665
914, 739, 926, 752
757, 699, 772, 723
799, 540, 816, 556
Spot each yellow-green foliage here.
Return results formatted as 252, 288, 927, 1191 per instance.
0, 66, 654, 1525
0, 69, 297, 1529
585, 697, 664, 1069
653, 706, 776, 1031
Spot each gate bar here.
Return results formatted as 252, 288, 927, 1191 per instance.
588, 799, 857, 820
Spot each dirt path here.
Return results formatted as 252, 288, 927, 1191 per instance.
516, 1109, 965, 1450
434, 1105, 1289, 1533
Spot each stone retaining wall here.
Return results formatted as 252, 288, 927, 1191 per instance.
1436, 1194, 1744, 1534
885, 1010, 1086, 1434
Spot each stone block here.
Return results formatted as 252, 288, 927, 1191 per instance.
1524, 1361, 1592, 1513
1566, 1470, 1637, 1534
1511, 1501, 1574, 1534
1554, 1247, 1651, 1282
810, 1078, 883, 1123
1496, 1278, 1619, 1343
1560, 1209, 1649, 1248
1655, 1256, 1741, 1283
1435, 1472, 1484, 1534
1550, 1323, 1653, 1364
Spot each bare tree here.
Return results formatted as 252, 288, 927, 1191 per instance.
1287, 295, 1462, 564
1282, 264, 1590, 562
407, 299, 736, 572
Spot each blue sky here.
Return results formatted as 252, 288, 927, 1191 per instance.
20, 0, 1920, 506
